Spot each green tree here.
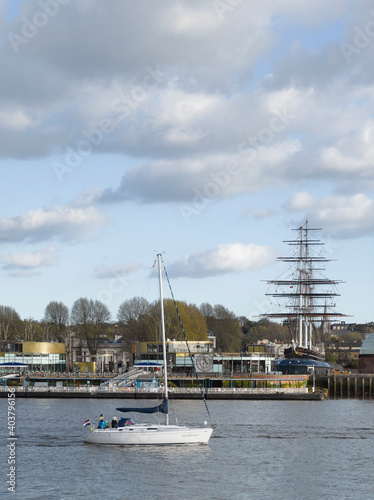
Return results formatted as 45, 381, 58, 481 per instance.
238, 316, 257, 335
244, 325, 268, 344
325, 351, 336, 363
162, 299, 207, 341
342, 332, 363, 344
200, 303, 241, 352
242, 320, 289, 346
354, 323, 374, 336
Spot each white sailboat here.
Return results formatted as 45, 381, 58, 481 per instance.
84, 253, 214, 446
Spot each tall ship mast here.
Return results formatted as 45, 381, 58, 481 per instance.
261, 219, 347, 361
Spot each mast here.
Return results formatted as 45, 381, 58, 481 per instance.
261, 219, 347, 348
157, 253, 169, 425
298, 224, 303, 346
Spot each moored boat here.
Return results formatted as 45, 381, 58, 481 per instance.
261, 219, 348, 361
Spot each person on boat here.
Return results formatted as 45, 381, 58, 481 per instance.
98, 414, 108, 429
111, 416, 118, 428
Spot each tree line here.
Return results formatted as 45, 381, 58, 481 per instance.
0, 301, 373, 355
0, 299, 242, 353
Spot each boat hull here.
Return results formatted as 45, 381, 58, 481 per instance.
284, 346, 325, 362
84, 424, 213, 446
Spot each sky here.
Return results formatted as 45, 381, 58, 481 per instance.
0, 0, 373, 325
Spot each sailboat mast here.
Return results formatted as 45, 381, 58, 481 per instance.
298, 225, 303, 347
304, 220, 309, 349
157, 253, 169, 425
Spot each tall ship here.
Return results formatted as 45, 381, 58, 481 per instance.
261, 219, 347, 361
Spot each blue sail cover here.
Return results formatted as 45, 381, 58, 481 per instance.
116, 398, 168, 415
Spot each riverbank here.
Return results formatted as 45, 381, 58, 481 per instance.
0, 372, 327, 400
0, 387, 324, 400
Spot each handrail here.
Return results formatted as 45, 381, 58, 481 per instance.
0, 385, 308, 394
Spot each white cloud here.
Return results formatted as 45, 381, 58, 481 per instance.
99, 139, 302, 205
169, 243, 275, 278
286, 192, 317, 211
320, 120, 374, 179
0, 108, 36, 131
0, 205, 108, 243
2, 246, 57, 270
71, 189, 103, 208
285, 192, 374, 237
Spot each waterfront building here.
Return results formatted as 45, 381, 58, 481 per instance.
72, 336, 130, 373
327, 341, 361, 366
359, 332, 374, 373
330, 321, 357, 336
133, 340, 214, 374
133, 340, 275, 375
0, 341, 66, 372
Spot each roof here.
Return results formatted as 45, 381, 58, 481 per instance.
360, 333, 374, 355
0, 362, 28, 367
275, 358, 331, 368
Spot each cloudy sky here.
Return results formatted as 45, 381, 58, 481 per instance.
1, 0, 373, 324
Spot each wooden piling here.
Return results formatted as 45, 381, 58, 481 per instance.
370, 377, 372, 399
362, 377, 365, 400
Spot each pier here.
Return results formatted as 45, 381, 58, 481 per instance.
327, 374, 374, 398
0, 386, 323, 400
0, 372, 325, 400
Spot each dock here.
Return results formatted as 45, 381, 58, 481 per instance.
1, 372, 325, 400
0, 386, 324, 400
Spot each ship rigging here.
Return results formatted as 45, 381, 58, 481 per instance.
261, 219, 348, 361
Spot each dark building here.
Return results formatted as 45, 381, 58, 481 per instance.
359, 333, 374, 373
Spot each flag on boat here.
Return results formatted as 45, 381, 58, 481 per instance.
83, 419, 90, 427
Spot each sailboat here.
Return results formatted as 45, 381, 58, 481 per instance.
261, 219, 347, 361
84, 253, 214, 446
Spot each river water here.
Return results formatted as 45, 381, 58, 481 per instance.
1, 397, 373, 499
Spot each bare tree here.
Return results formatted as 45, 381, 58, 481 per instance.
117, 297, 155, 341
24, 319, 37, 342
0, 306, 22, 343
43, 301, 71, 369
71, 298, 111, 355
43, 301, 69, 342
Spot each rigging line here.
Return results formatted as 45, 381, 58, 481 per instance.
162, 262, 214, 426
141, 264, 157, 302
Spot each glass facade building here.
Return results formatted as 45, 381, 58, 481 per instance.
0, 342, 66, 372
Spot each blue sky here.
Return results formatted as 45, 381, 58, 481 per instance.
0, 0, 373, 325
